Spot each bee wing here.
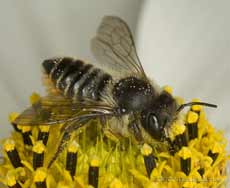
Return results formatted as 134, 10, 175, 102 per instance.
14, 95, 79, 125
91, 16, 147, 80
14, 94, 115, 126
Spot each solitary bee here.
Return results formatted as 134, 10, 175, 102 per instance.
14, 16, 217, 167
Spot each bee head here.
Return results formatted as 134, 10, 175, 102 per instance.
140, 91, 218, 141
140, 91, 177, 141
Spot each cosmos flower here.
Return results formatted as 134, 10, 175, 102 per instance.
0, 90, 229, 188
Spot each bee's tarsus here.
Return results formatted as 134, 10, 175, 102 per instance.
48, 113, 108, 168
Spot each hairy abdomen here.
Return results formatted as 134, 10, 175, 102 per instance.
42, 57, 112, 101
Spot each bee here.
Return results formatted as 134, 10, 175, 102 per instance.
14, 16, 217, 168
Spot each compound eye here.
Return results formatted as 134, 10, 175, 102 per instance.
148, 113, 159, 130
146, 113, 163, 140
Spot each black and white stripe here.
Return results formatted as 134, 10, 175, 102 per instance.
42, 57, 112, 101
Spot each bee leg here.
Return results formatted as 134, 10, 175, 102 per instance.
99, 116, 122, 142
100, 117, 120, 142
128, 120, 144, 143
48, 116, 92, 168
103, 128, 123, 143
103, 115, 130, 143
165, 137, 176, 155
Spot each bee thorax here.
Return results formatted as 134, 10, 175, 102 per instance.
113, 77, 157, 113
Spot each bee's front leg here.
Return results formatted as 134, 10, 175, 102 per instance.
100, 116, 127, 143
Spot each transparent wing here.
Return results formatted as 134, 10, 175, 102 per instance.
14, 94, 115, 126
91, 16, 147, 79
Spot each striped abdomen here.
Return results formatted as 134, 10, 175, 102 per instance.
42, 57, 112, 101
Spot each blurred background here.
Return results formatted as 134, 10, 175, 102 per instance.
0, 0, 229, 142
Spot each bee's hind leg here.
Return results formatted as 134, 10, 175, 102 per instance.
47, 114, 97, 168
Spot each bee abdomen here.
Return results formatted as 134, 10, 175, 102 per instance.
42, 57, 112, 101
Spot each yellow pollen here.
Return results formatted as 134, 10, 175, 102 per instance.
17, 125, 23, 130
191, 99, 202, 111
171, 123, 186, 136
6, 173, 17, 186
30, 92, 41, 105
32, 141, 45, 154
163, 85, 173, 94
110, 179, 123, 188
67, 140, 79, 153
34, 168, 47, 182
141, 143, 153, 156
8, 112, 19, 123
21, 125, 32, 133
211, 142, 223, 153
202, 156, 213, 168
90, 156, 100, 167
178, 147, 192, 160
39, 126, 50, 132
4, 139, 15, 152
187, 111, 199, 124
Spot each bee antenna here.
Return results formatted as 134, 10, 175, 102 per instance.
176, 102, 217, 113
